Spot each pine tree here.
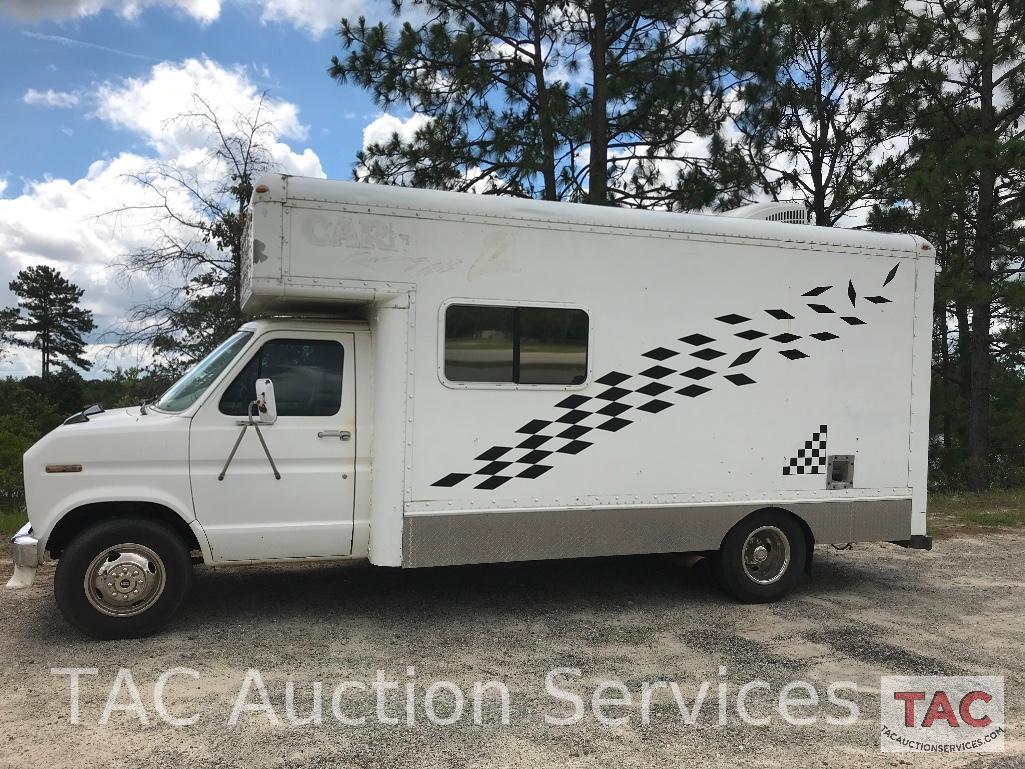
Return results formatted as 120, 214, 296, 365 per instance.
733, 0, 907, 225
0, 306, 18, 362
329, 0, 748, 209
883, 0, 1025, 487
8, 265, 96, 380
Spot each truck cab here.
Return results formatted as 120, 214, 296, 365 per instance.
11, 319, 372, 637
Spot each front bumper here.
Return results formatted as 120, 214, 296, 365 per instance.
11, 523, 40, 567
7, 523, 40, 589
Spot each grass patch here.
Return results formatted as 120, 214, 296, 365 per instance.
0, 507, 28, 538
929, 488, 1025, 532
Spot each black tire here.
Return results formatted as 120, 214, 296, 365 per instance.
54, 517, 193, 640
714, 510, 806, 603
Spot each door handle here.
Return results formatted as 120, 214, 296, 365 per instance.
317, 430, 351, 441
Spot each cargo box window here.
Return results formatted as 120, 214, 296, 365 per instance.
220, 339, 344, 417
444, 304, 588, 385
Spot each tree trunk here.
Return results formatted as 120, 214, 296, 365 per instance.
968, 170, 995, 489
967, 9, 996, 490
587, 0, 608, 205
531, 1, 558, 201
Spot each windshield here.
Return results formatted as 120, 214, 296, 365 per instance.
154, 331, 254, 413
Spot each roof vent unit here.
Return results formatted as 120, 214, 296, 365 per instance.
719, 201, 810, 225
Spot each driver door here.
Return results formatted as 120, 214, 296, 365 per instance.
189, 331, 356, 560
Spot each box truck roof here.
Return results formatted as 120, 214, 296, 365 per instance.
252, 174, 930, 258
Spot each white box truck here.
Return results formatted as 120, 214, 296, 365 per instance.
9, 175, 935, 639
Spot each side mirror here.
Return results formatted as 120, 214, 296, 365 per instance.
254, 378, 278, 424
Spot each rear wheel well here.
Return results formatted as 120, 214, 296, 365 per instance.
721, 506, 815, 573
45, 502, 201, 560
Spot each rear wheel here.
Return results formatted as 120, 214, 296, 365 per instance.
715, 511, 806, 603
54, 518, 193, 639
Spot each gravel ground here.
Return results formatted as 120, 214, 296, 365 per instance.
1, 532, 1024, 768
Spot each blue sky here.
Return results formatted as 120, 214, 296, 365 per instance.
0, 0, 420, 377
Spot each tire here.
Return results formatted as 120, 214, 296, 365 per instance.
54, 517, 193, 640
714, 510, 806, 603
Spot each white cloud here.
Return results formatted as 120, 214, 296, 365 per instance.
23, 88, 80, 108
257, 0, 365, 38
2, 0, 221, 24
0, 178, 7, 197
3, 0, 393, 37
362, 113, 430, 149
0, 57, 325, 378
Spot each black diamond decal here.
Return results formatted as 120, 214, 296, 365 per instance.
771, 333, 801, 343
640, 365, 674, 379
730, 349, 759, 366
517, 419, 551, 434
598, 401, 631, 417
780, 349, 809, 360
475, 446, 512, 461
477, 461, 512, 475
811, 332, 839, 341
556, 409, 590, 424
557, 440, 593, 455
682, 367, 714, 380
679, 333, 715, 346
558, 425, 592, 439
808, 304, 834, 313
724, 373, 755, 385
691, 348, 725, 361
803, 286, 831, 296
475, 475, 511, 490
520, 436, 553, 449
841, 316, 866, 325
643, 347, 678, 361
595, 371, 630, 386
597, 386, 631, 401
736, 329, 767, 340
517, 449, 552, 464
597, 417, 632, 432
555, 394, 590, 409
883, 263, 899, 286
766, 309, 794, 320
517, 465, 552, 479
518, 434, 553, 449
677, 384, 711, 397
638, 399, 673, 414
716, 313, 750, 324
637, 381, 670, 396
866, 296, 891, 304
432, 473, 470, 487
848, 280, 857, 306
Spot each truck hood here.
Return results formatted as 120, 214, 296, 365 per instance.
22, 405, 194, 550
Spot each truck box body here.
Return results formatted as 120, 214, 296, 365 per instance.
241, 175, 934, 569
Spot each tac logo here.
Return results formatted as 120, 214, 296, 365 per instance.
880, 676, 1004, 753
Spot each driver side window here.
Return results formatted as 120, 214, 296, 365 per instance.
219, 338, 344, 417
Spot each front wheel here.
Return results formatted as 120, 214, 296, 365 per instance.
714, 511, 806, 603
54, 518, 193, 639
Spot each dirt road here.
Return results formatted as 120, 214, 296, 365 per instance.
1, 532, 1023, 768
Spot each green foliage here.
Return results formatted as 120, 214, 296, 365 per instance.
0, 378, 61, 503
734, 0, 910, 224
873, 0, 1025, 488
0, 306, 18, 362
0, 371, 171, 508
8, 265, 96, 380
330, 0, 751, 209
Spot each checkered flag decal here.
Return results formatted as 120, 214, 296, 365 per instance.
434, 265, 899, 491
783, 426, 828, 475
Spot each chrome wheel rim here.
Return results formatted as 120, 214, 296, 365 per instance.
84, 543, 166, 617
742, 526, 791, 585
